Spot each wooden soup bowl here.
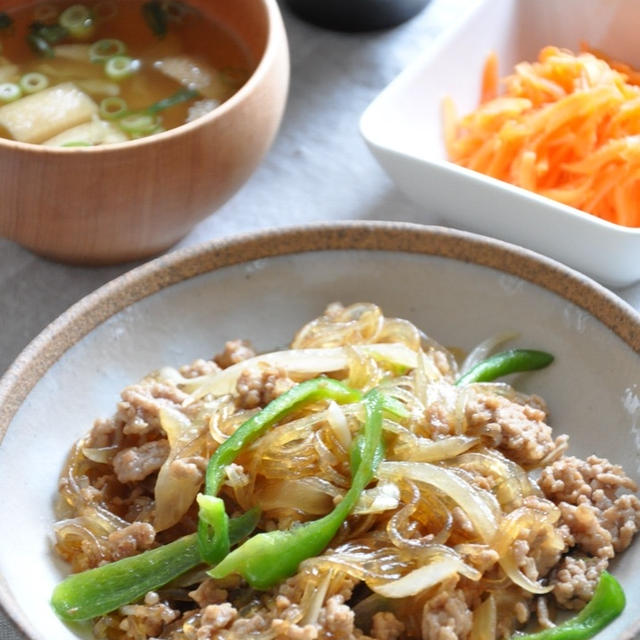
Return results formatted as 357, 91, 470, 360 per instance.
0, 0, 290, 264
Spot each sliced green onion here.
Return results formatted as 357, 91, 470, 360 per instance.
146, 87, 198, 114
142, 0, 168, 38
89, 38, 126, 63
61, 141, 92, 147
99, 96, 128, 119
0, 83, 22, 103
119, 112, 159, 134
130, 124, 165, 139
104, 55, 138, 81
0, 11, 14, 32
59, 4, 95, 40
27, 32, 54, 58
19, 72, 49, 94
30, 22, 68, 44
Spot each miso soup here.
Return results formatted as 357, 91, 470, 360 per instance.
0, 0, 253, 145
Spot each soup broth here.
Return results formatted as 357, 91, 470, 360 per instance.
0, 0, 253, 145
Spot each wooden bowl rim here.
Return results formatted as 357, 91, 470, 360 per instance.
1, 220, 640, 640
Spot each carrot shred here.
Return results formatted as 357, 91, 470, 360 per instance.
444, 46, 640, 227
480, 50, 499, 103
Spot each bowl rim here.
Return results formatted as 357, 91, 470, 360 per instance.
0, 0, 287, 155
358, 0, 640, 237
1, 220, 640, 640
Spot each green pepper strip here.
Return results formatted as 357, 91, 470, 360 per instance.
197, 377, 363, 564
208, 388, 384, 590
517, 571, 625, 640
51, 508, 259, 622
455, 348, 554, 386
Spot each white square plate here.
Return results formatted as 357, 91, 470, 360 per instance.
360, 0, 640, 288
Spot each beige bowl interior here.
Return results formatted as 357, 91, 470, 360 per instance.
0, 223, 639, 640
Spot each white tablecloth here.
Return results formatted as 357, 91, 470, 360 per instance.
2, 0, 640, 637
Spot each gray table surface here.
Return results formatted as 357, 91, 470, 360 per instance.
2, 0, 640, 637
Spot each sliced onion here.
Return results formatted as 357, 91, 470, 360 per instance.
451, 450, 540, 510
82, 444, 119, 463
183, 344, 419, 400
154, 406, 205, 531
255, 477, 340, 515
378, 461, 498, 542
372, 552, 480, 598
413, 349, 443, 407
301, 570, 332, 626
388, 481, 452, 548
470, 594, 497, 640
353, 482, 400, 515
459, 332, 519, 375
327, 400, 351, 449
499, 554, 554, 595
303, 539, 408, 584
377, 318, 422, 350
291, 303, 384, 348
392, 434, 479, 463
493, 504, 562, 595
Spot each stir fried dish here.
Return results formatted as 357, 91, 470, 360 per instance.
51, 303, 639, 640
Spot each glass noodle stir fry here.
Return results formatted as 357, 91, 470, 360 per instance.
0, 1, 251, 145
51, 303, 639, 640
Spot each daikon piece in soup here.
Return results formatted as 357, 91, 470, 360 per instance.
0, 1, 253, 146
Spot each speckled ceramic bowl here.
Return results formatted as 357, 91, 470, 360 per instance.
0, 222, 639, 640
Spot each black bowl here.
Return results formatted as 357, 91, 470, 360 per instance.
285, 0, 431, 31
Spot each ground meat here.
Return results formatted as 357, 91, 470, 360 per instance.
117, 381, 191, 436
461, 545, 499, 573
451, 506, 476, 537
371, 612, 405, 640
540, 455, 640, 555
602, 493, 640, 552
107, 522, 156, 561
169, 456, 207, 484
535, 597, 554, 629
271, 619, 319, 640
551, 555, 608, 610
557, 502, 614, 558
317, 595, 359, 640
540, 455, 638, 507
112, 439, 170, 483
179, 358, 221, 378
494, 586, 533, 639
236, 367, 295, 409
86, 417, 119, 448
116, 600, 179, 640
465, 393, 563, 466
188, 580, 228, 608
197, 603, 238, 639
214, 340, 256, 369
510, 496, 571, 580
420, 579, 473, 640
226, 612, 270, 636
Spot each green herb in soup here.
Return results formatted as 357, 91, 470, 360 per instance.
0, 0, 251, 145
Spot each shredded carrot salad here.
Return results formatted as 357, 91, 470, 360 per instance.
443, 46, 640, 227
